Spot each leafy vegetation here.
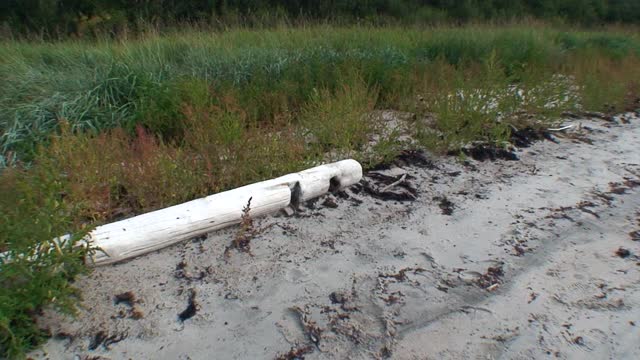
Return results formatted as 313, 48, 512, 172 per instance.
1, 24, 640, 358
0, 160, 94, 359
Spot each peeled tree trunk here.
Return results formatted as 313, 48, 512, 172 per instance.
88, 159, 362, 265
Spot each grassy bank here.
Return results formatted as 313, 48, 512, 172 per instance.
1, 25, 640, 358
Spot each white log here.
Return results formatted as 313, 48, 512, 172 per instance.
87, 159, 362, 266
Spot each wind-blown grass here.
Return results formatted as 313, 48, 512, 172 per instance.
1, 26, 639, 165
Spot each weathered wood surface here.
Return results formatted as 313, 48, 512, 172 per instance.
89, 159, 362, 265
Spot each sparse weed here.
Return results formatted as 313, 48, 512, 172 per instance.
225, 197, 259, 257
565, 52, 640, 113
301, 75, 378, 160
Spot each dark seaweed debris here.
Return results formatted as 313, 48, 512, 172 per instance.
615, 247, 631, 258
114, 291, 136, 306
88, 330, 128, 351
476, 265, 505, 289
510, 127, 554, 148
178, 288, 199, 322
460, 145, 519, 162
396, 150, 436, 168
275, 344, 314, 360
435, 196, 455, 215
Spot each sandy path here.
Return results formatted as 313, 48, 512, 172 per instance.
33, 114, 640, 360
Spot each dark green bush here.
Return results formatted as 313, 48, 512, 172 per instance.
0, 160, 94, 359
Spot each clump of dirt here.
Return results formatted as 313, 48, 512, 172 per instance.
434, 196, 455, 215
130, 308, 144, 320
513, 245, 526, 256
615, 247, 632, 258
275, 344, 314, 360
608, 178, 639, 195
630, 230, 640, 241
329, 291, 349, 305
178, 288, 199, 322
114, 291, 136, 306
475, 265, 505, 289
609, 182, 628, 194
322, 197, 338, 208
113, 291, 144, 320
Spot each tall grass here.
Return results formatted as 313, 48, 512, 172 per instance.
2, 26, 639, 165
1, 25, 640, 358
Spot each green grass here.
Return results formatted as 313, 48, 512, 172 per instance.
2, 25, 639, 164
1, 24, 640, 358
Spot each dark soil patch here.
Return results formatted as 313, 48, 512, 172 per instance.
53, 331, 74, 342
304, 197, 321, 209
510, 127, 554, 147
458, 126, 557, 162
361, 176, 417, 202
368, 149, 435, 171
395, 150, 436, 169
178, 288, 199, 322
630, 230, 640, 241
114, 291, 136, 306
457, 145, 519, 162
329, 291, 348, 305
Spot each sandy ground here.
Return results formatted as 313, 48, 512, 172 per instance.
31, 113, 640, 360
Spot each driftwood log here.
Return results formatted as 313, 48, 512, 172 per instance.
88, 159, 362, 265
